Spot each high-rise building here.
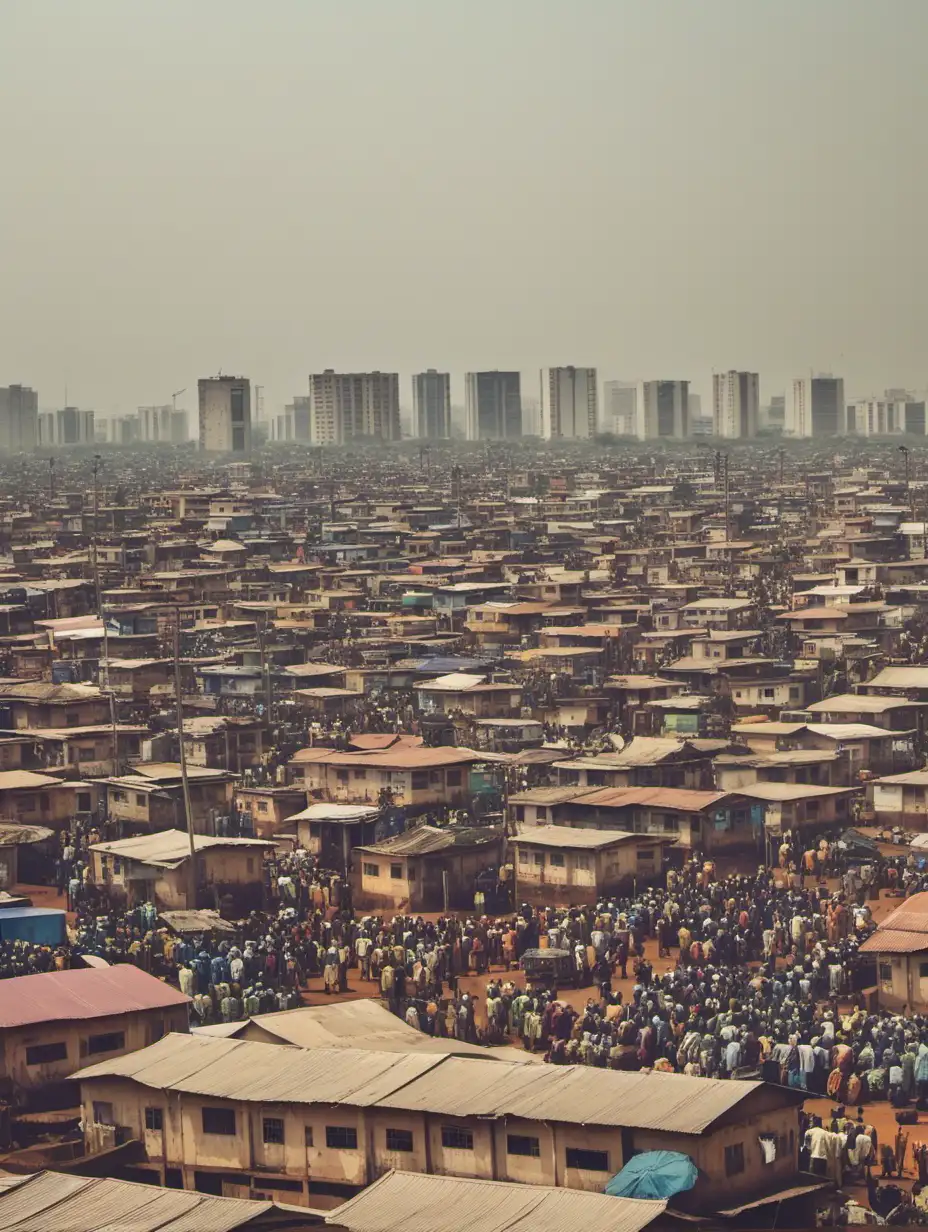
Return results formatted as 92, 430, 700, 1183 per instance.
138, 405, 173, 443
636, 381, 689, 440
546, 367, 597, 439
788, 376, 844, 437
0, 385, 38, 451
412, 370, 451, 439
464, 371, 522, 441
198, 377, 251, 452
308, 371, 401, 446
111, 414, 140, 445
846, 398, 926, 436
603, 381, 637, 437
287, 396, 311, 442
170, 411, 188, 443
270, 409, 294, 442
712, 371, 759, 438
56, 407, 95, 446
37, 412, 56, 447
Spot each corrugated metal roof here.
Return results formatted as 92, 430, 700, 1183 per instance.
89, 830, 274, 868
0, 1170, 307, 1232
204, 1001, 493, 1059
328, 1171, 665, 1232
859, 929, 928, 954
577, 786, 728, 813
871, 892, 928, 935
375, 1055, 762, 1133
355, 824, 502, 857
74, 1033, 774, 1134
0, 965, 189, 1030
511, 827, 646, 850
73, 1034, 447, 1106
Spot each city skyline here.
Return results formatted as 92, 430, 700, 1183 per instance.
2, 2, 927, 420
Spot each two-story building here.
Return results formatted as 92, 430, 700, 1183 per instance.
74, 1034, 811, 1217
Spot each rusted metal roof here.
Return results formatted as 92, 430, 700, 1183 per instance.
859, 929, 928, 954
328, 1171, 666, 1232
578, 786, 729, 813
0, 965, 189, 1030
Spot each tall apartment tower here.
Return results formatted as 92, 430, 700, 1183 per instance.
788, 376, 844, 437
308, 371, 401, 445
712, 371, 759, 438
170, 411, 188, 443
138, 405, 173, 443
464, 371, 522, 441
412, 370, 451, 439
603, 381, 637, 437
56, 407, 95, 446
636, 381, 689, 440
288, 396, 311, 442
0, 385, 38, 451
198, 377, 252, 452
546, 367, 597, 439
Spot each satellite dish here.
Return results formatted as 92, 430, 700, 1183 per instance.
608, 733, 625, 752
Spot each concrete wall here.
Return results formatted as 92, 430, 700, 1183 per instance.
79, 1078, 800, 1208
4, 1007, 187, 1102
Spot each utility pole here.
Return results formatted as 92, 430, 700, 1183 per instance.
89, 454, 119, 774
259, 613, 274, 726
173, 614, 199, 906
899, 445, 915, 557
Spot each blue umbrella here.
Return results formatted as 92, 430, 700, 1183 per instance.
605, 1150, 698, 1201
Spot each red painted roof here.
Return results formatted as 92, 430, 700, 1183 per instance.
0, 964, 189, 1029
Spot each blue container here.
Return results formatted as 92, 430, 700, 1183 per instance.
0, 907, 67, 945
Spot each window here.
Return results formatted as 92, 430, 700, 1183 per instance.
390, 864, 403, 879
386, 1128, 414, 1152
145, 1107, 164, 1132
363, 862, 379, 878
566, 1147, 610, 1171
411, 771, 429, 790
507, 1134, 541, 1157
85, 1031, 126, 1055
202, 1107, 237, 1135
725, 1143, 745, 1176
548, 853, 565, 868
920, 962, 928, 979
304, 1126, 314, 1147
77, 792, 91, 812
135, 794, 147, 808
112, 857, 122, 874
518, 850, 529, 864
263, 1117, 285, 1145
26, 1041, 67, 1065
325, 1125, 358, 1150
441, 1126, 474, 1150
93, 1101, 114, 1125
574, 854, 590, 870
636, 848, 655, 862
880, 962, 893, 991
533, 852, 544, 866
446, 770, 462, 786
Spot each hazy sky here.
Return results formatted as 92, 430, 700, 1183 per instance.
2, 0, 927, 419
